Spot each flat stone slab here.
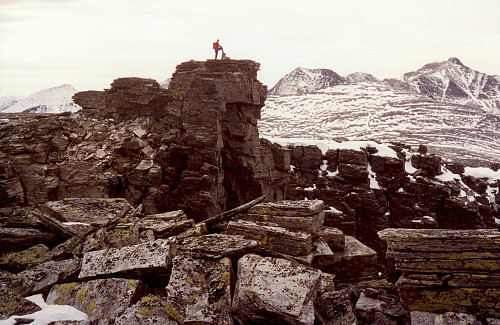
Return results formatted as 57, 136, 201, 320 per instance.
0, 270, 41, 320
0, 244, 52, 273
323, 236, 378, 281
226, 220, 313, 256
79, 239, 175, 281
233, 254, 321, 325
165, 255, 233, 324
247, 200, 324, 217
133, 217, 194, 238
44, 198, 134, 226
47, 278, 143, 323
395, 258, 500, 274
378, 229, 500, 252
178, 234, 259, 258
0, 228, 59, 251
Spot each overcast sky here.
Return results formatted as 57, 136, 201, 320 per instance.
1, 0, 499, 96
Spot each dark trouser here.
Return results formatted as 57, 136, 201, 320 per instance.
215, 47, 223, 59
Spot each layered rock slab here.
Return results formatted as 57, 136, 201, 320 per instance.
379, 228, 500, 318
78, 239, 175, 282
232, 254, 321, 325
165, 255, 233, 324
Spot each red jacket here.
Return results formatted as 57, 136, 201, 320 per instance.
213, 41, 221, 50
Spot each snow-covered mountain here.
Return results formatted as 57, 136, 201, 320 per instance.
345, 72, 379, 83
403, 57, 500, 113
2, 84, 81, 113
0, 96, 24, 112
260, 58, 500, 166
268, 68, 344, 96
260, 82, 500, 167
160, 78, 170, 90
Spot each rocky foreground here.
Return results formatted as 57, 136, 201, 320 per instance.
1, 198, 499, 324
1, 58, 500, 324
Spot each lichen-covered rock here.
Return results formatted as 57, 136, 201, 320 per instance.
18, 258, 81, 294
226, 219, 313, 256
0, 270, 41, 320
165, 255, 233, 324
115, 294, 177, 325
233, 254, 321, 325
47, 278, 143, 324
79, 239, 175, 284
178, 233, 259, 258
0, 244, 52, 273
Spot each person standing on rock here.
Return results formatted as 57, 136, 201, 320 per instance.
213, 39, 224, 59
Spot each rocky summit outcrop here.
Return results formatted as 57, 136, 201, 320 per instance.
0, 59, 289, 220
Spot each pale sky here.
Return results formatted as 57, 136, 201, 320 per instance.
1, 0, 499, 96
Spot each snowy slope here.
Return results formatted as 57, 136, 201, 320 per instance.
160, 78, 170, 89
2, 84, 81, 113
259, 82, 500, 166
268, 68, 344, 96
0, 96, 24, 112
403, 57, 500, 113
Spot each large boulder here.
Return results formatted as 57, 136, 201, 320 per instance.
233, 254, 321, 325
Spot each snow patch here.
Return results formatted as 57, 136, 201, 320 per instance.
464, 167, 500, 182
0, 294, 88, 325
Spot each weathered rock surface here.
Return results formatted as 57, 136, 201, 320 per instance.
115, 293, 177, 325
233, 254, 321, 325
79, 239, 175, 283
379, 228, 500, 319
47, 278, 143, 324
165, 255, 233, 324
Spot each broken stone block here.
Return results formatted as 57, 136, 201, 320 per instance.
233, 254, 321, 325
115, 294, 177, 325
165, 255, 233, 324
18, 258, 81, 294
178, 234, 259, 258
47, 278, 143, 324
226, 219, 313, 256
355, 292, 400, 325
314, 287, 356, 325
322, 236, 378, 282
79, 239, 175, 284
44, 198, 134, 226
81, 226, 142, 253
319, 226, 345, 251
312, 237, 337, 271
0, 244, 52, 273
0, 270, 41, 320
175, 222, 208, 239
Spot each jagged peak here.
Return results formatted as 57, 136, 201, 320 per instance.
447, 57, 464, 66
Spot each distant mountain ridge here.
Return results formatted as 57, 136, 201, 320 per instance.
268, 58, 500, 113
1, 84, 81, 113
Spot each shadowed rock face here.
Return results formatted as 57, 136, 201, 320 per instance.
0, 59, 289, 220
